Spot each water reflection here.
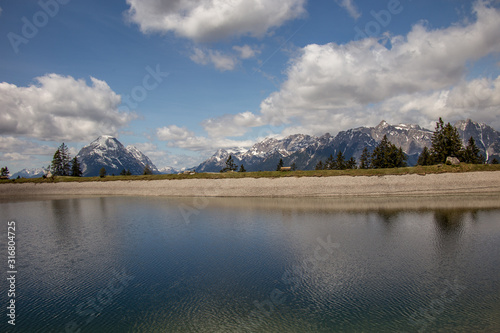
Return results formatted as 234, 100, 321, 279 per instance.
0, 196, 498, 332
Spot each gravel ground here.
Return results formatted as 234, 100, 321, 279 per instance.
1, 171, 499, 199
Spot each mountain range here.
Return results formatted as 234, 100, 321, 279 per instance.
10, 119, 500, 178
196, 119, 500, 172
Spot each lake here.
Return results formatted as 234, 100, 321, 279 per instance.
1, 195, 499, 332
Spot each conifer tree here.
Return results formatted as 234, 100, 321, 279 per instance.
417, 147, 433, 166
371, 135, 407, 168
50, 143, 72, 176
143, 165, 153, 175
291, 162, 297, 171
315, 160, 324, 170
120, 169, 127, 176
325, 154, 335, 170
346, 157, 357, 169
463, 137, 484, 164
335, 151, 346, 170
70, 156, 82, 177
491, 158, 499, 164
359, 147, 371, 169
221, 155, 237, 172
430, 118, 463, 164
0, 166, 9, 177
239, 164, 246, 172
276, 158, 284, 171
99, 167, 107, 178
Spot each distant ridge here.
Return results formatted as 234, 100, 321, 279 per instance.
196, 119, 500, 172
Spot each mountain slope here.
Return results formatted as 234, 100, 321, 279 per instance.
195, 119, 500, 171
76, 136, 159, 177
455, 119, 500, 162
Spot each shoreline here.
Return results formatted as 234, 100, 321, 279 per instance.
1, 171, 499, 200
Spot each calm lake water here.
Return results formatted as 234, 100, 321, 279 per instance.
1, 195, 499, 332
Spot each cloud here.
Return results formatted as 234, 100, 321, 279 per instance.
0, 74, 135, 142
157, 1, 500, 158
0, 136, 56, 163
156, 125, 254, 151
202, 112, 264, 138
255, 1, 500, 134
190, 47, 238, 71
336, 0, 361, 20
125, 0, 307, 42
233, 45, 260, 59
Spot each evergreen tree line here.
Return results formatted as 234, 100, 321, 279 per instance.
50, 143, 82, 177
316, 135, 407, 170
417, 118, 488, 165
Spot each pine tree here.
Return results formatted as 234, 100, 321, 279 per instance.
417, 147, 433, 166
51, 143, 72, 176
371, 135, 407, 169
1, 166, 9, 177
221, 155, 237, 172
70, 156, 82, 177
99, 167, 107, 178
359, 147, 371, 169
346, 157, 357, 169
335, 151, 346, 170
430, 118, 463, 164
395, 147, 407, 168
315, 160, 324, 170
276, 158, 284, 171
120, 169, 127, 176
143, 165, 153, 175
491, 158, 499, 165
325, 154, 335, 170
291, 162, 297, 171
126, 169, 132, 176
50, 149, 63, 176
371, 135, 391, 169
239, 164, 246, 172
463, 137, 484, 164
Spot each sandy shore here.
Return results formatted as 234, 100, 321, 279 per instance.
1, 171, 499, 200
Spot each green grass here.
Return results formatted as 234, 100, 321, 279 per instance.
1, 164, 499, 184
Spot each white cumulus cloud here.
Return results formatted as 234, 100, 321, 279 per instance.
233, 45, 261, 59
125, 0, 307, 42
0, 74, 135, 142
336, 0, 361, 20
190, 47, 238, 71
256, 1, 500, 134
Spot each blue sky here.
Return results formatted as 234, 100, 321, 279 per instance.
1, 0, 500, 173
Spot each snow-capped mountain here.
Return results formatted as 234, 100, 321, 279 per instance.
195, 119, 500, 172
157, 166, 179, 174
76, 136, 159, 177
10, 168, 47, 179
455, 119, 500, 162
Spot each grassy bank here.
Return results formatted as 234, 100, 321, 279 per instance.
1, 164, 500, 184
